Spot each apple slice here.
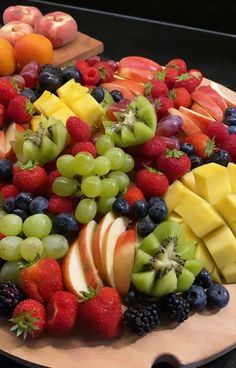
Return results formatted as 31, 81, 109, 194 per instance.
114, 229, 136, 296
119, 56, 162, 72
62, 236, 88, 297
168, 107, 202, 135
92, 211, 116, 282
179, 106, 215, 132
5, 122, 25, 160
210, 81, 236, 107
196, 86, 227, 112
102, 216, 129, 288
117, 67, 154, 84
191, 90, 224, 121
113, 77, 145, 96
191, 102, 216, 118
0, 131, 5, 159
78, 220, 103, 290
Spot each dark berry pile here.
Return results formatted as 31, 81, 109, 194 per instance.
163, 294, 190, 322
124, 303, 160, 336
0, 281, 25, 315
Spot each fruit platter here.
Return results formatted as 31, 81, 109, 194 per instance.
0, 4, 235, 368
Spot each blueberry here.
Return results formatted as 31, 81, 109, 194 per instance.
185, 285, 207, 311
29, 196, 48, 214
91, 87, 105, 103
148, 196, 165, 208
124, 288, 143, 306
39, 71, 62, 92
134, 200, 148, 218
110, 90, 123, 102
148, 200, 168, 223
12, 209, 28, 221
62, 66, 82, 83
180, 142, 195, 156
194, 268, 213, 289
20, 88, 37, 102
207, 284, 230, 309
137, 216, 157, 237
189, 154, 203, 169
113, 198, 130, 216
228, 126, 236, 134
0, 159, 13, 182
42, 64, 62, 78
224, 107, 236, 126
53, 213, 79, 237
208, 149, 230, 167
15, 192, 33, 211
3, 197, 15, 213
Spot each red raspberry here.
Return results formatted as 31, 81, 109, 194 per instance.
46, 170, 60, 198
222, 135, 236, 160
0, 184, 19, 200
83, 67, 100, 85
70, 141, 96, 158
204, 121, 230, 148
48, 195, 75, 214
75, 60, 89, 73
95, 62, 115, 83
66, 117, 91, 142
140, 135, 167, 159
124, 186, 145, 208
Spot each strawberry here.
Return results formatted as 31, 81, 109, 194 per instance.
66, 116, 91, 142
140, 135, 167, 158
146, 79, 169, 98
0, 79, 18, 107
46, 291, 79, 336
10, 299, 45, 340
0, 103, 6, 128
134, 156, 154, 171
124, 186, 145, 208
222, 135, 236, 160
204, 121, 230, 147
156, 149, 191, 182
174, 70, 202, 93
13, 161, 48, 195
48, 195, 75, 214
166, 58, 187, 75
0, 184, 19, 200
185, 133, 215, 158
46, 169, 60, 197
7, 95, 35, 125
169, 87, 192, 108
82, 67, 101, 85
156, 68, 179, 89
95, 62, 115, 83
0, 233, 5, 240
136, 167, 169, 198
19, 258, 63, 304
70, 141, 96, 157
189, 69, 203, 86
77, 287, 123, 339
155, 96, 173, 119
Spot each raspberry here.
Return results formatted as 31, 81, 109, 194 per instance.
124, 186, 145, 208
0, 184, 19, 200
48, 195, 75, 214
70, 141, 96, 158
66, 117, 91, 142
222, 135, 236, 160
204, 121, 230, 148
140, 136, 167, 159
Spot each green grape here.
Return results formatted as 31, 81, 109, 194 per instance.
23, 214, 52, 239
81, 176, 102, 198
100, 178, 119, 198
0, 210, 7, 219
0, 261, 21, 284
52, 176, 78, 197
74, 152, 94, 176
56, 154, 76, 178
42, 234, 69, 259
20, 237, 43, 262
93, 156, 111, 176
0, 236, 22, 261
0, 214, 23, 236
97, 197, 116, 214
104, 147, 126, 170
120, 153, 135, 172
96, 134, 114, 155
108, 171, 130, 192
75, 199, 97, 223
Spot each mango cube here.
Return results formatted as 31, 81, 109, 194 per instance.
164, 180, 188, 213
221, 262, 236, 283
211, 266, 223, 284
30, 115, 42, 132
168, 212, 183, 224
203, 226, 236, 269
34, 91, 52, 113
40, 98, 66, 116
193, 163, 231, 205
215, 194, 236, 224
51, 107, 75, 125
175, 190, 203, 217
180, 172, 196, 192
227, 163, 236, 192
57, 80, 88, 102
69, 94, 103, 125
180, 222, 199, 241
194, 240, 214, 273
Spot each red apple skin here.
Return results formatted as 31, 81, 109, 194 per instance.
191, 102, 216, 118
34, 11, 78, 48
113, 77, 145, 96
191, 90, 224, 121
168, 107, 202, 136
210, 81, 236, 108
195, 86, 227, 113
179, 106, 215, 132
117, 67, 154, 84
0, 131, 5, 159
0, 21, 34, 46
119, 56, 162, 72
3, 6, 42, 27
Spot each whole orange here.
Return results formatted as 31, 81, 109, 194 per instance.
14, 33, 53, 68
0, 38, 16, 76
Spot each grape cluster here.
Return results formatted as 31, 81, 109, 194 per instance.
53, 135, 134, 223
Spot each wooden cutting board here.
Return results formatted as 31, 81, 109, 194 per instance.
52, 32, 104, 66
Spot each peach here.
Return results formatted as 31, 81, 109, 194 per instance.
0, 21, 34, 46
3, 5, 42, 27
35, 11, 78, 48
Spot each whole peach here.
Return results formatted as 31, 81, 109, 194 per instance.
0, 21, 34, 46
3, 5, 43, 27
34, 11, 78, 48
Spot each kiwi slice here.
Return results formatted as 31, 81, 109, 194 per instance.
132, 220, 201, 297
100, 89, 114, 109
103, 95, 157, 147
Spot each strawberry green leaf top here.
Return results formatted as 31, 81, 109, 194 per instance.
165, 148, 185, 158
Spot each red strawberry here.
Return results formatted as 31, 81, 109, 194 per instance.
134, 156, 154, 171
0, 103, 6, 128
189, 69, 203, 86
174, 70, 202, 93
156, 68, 179, 89
0, 233, 5, 240
185, 133, 215, 158
77, 287, 123, 339
222, 135, 236, 160
95, 61, 115, 83
19, 258, 63, 304
204, 121, 230, 147
140, 135, 167, 158
136, 167, 169, 198
166, 58, 187, 75
46, 169, 60, 197
155, 96, 173, 119
169, 87, 192, 109
0, 79, 18, 107
124, 186, 145, 208
48, 195, 75, 214
70, 141, 96, 157
13, 161, 48, 195
7, 96, 35, 125
156, 149, 191, 182
0, 184, 19, 200
46, 291, 78, 336
10, 299, 45, 340
146, 79, 169, 98
66, 117, 91, 142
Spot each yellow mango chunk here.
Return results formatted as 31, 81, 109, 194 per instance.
203, 226, 236, 269
227, 163, 236, 192
51, 107, 75, 125
168, 212, 183, 224
182, 201, 224, 238
215, 194, 236, 224
229, 221, 236, 236
175, 190, 204, 217
33, 91, 51, 113
69, 94, 103, 125
193, 163, 231, 205
211, 266, 223, 284
40, 98, 66, 116
221, 262, 236, 283
180, 222, 199, 241
180, 172, 196, 192
164, 180, 188, 213
57, 80, 88, 102
30, 115, 42, 132
56, 79, 76, 97
195, 240, 215, 273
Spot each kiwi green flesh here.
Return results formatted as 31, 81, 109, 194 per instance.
176, 268, 195, 292
138, 105, 157, 131
184, 259, 203, 276
133, 249, 153, 273
176, 239, 196, 261
132, 271, 155, 294
23, 140, 41, 163
101, 89, 114, 108
140, 233, 160, 255
133, 122, 155, 144
40, 136, 59, 164
154, 220, 185, 246
121, 126, 136, 146
51, 122, 68, 151
151, 269, 177, 297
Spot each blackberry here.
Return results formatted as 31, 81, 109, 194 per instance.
0, 281, 25, 315
194, 268, 213, 289
163, 293, 190, 322
124, 303, 160, 336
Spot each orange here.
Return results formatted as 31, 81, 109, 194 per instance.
0, 38, 16, 76
14, 33, 53, 68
